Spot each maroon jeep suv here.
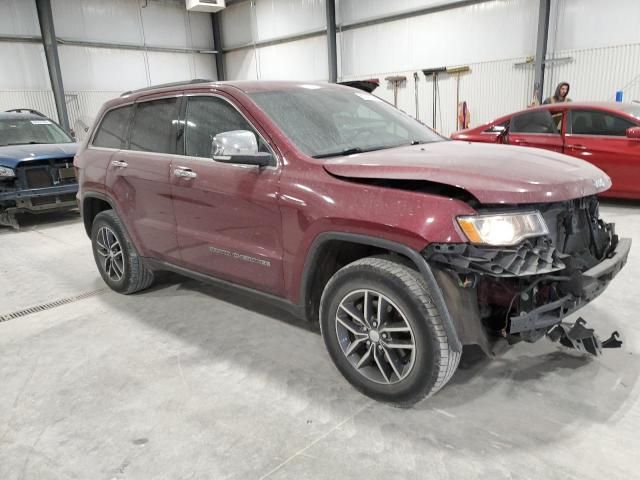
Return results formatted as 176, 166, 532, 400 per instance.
75, 80, 630, 405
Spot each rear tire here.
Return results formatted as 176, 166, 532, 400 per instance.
320, 256, 460, 406
91, 210, 154, 294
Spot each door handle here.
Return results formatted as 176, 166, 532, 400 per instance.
174, 166, 197, 179
570, 144, 588, 151
112, 160, 128, 168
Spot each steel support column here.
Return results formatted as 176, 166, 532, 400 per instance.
533, 0, 551, 104
35, 0, 70, 133
211, 12, 225, 81
325, 0, 337, 83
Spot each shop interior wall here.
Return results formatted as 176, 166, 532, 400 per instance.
0, 0, 217, 139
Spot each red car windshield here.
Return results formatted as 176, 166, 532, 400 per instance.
248, 86, 443, 158
0, 118, 72, 146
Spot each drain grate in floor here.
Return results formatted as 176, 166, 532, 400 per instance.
0, 288, 108, 323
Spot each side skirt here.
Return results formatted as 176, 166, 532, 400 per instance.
143, 258, 306, 320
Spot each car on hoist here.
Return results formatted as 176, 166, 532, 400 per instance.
451, 102, 640, 199
75, 81, 630, 405
0, 109, 78, 228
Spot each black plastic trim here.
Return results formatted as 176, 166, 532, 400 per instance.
144, 258, 305, 319
301, 232, 462, 352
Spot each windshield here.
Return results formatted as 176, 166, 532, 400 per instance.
248, 86, 443, 158
0, 118, 73, 146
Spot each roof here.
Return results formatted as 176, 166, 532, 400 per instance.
118, 80, 342, 99
101, 80, 345, 112
0, 112, 46, 121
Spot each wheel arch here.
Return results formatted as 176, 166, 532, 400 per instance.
81, 192, 115, 237
300, 232, 462, 353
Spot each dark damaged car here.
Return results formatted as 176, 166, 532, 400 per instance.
75, 81, 630, 405
0, 111, 78, 228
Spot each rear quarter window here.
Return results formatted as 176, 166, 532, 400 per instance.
93, 105, 134, 149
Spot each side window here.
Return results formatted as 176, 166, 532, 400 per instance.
130, 98, 180, 154
550, 111, 564, 131
510, 110, 559, 134
571, 110, 636, 136
184, 96, 269, 158
93, 105, 133, 149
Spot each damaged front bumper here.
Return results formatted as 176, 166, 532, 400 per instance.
0, 184, 78, 227
424, 232, 630, 356
508, 237, 630, 334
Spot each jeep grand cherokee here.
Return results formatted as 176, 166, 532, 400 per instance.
75, 80, 630, 405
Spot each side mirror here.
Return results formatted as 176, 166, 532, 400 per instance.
626, 126, 640, 140
212, 130, 273, 167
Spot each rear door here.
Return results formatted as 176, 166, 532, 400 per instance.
169, 94, 284, 295
564, 108, 640, 196
106, 95, 181, 261
506, 109, 564, 152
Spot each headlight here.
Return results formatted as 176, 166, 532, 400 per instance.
456, 211, 549, 246
0, 166, 15, 178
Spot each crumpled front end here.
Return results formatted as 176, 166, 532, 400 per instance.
424, 196, 630, 354
0, 157, 78, 228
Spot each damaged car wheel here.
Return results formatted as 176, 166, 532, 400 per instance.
320, 256, 460, 406
91, 210, 154, 294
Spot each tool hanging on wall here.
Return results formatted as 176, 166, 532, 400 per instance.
413, 72, 420, 120
457, 101, 470, 130
422, 67, 446, 130
385, 75, 407, 107
446, 65, 471, 130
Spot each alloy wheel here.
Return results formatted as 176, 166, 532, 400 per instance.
95, 226, 125, 282
334, 289, 416, 385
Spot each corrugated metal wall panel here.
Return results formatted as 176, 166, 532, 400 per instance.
0, 43, 51, 90
544, 45, 640, 103
0, 91, 58, 120
549, 0, 640, 52
338, 0, 538, 79
0, 90, 122, 140
342, 56, 534, 138
255, 0, 326, 42
0, 0, 40, 35
250, 36, 328, 80
220, 0, 254, 48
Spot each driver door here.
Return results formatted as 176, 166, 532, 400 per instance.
506, 109, 564, 152
169, 94, 284, 295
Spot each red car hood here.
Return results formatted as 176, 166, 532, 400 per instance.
322, 141, 611, 204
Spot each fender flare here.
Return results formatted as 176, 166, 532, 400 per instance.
300, 232, 462, 353
80, 192, 116, 236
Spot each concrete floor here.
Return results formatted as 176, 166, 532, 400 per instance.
1, 203, 639, 480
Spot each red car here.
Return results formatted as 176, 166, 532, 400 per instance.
75, 81, 630, 405
451, 102, 640, 199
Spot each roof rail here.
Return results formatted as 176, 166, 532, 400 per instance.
120, 78, 214, 97
5, 108, 47, 117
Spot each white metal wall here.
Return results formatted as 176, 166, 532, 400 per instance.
221, 0, 640, 136
338, 0, 538, 78
0, 0, 217, 139
221, 0, 328, 81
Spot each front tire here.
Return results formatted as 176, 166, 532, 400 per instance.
91, 210, 154, 294
320, 256, 460, 406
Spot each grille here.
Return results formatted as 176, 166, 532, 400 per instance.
25, 168, 53, 188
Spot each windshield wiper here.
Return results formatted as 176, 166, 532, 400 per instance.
312, 147, 371, 159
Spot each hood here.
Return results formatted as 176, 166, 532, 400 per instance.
322, 141, 611, 204
0, 143, 78, 168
